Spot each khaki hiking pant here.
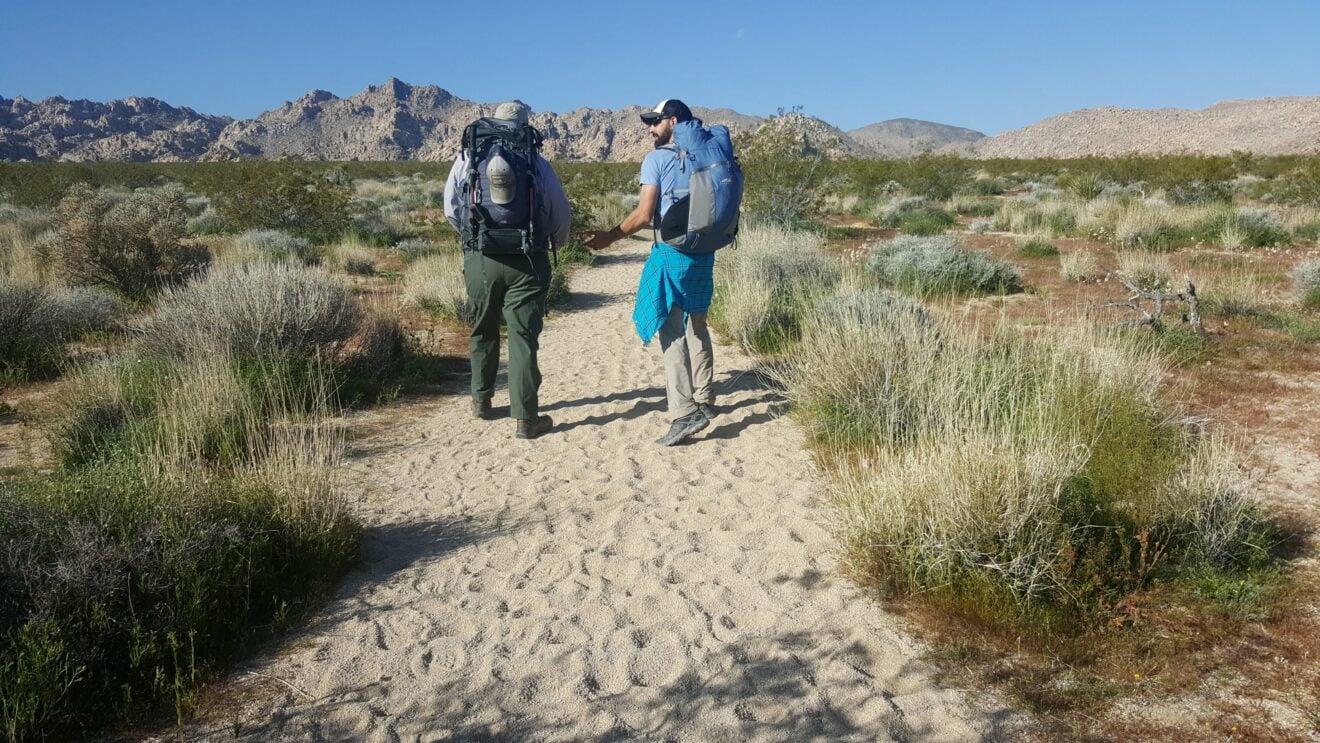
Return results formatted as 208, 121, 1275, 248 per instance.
657, 305, 715, 421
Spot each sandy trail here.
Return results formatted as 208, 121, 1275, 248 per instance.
195, 238, 1015, 742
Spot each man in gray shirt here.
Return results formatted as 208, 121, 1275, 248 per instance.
444, 101, 572, 440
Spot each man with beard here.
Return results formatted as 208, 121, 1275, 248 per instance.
585, 99, 716, 446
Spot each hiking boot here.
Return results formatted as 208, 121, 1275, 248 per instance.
655, 410, 710, 446
515, 415, 553, 440
696, 401, 717, 420
472, 397, 493, 420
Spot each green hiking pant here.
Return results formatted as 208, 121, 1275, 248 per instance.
464, 249, 552, 421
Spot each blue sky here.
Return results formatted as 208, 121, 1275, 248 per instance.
3, 0, 1318, 135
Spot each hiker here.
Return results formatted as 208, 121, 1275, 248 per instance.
444, 101, 572, 440
585, 99, 743, 446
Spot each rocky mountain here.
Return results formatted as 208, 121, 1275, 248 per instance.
0, 79, 949, 162
951, 97, 1320, 158
0, 95, 232, 161
207, 79, 768, 163
6, 81, 1318, 162
848, 118, 985, 157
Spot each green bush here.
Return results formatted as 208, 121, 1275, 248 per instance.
49, 184, 210, 303
208, 167, 352, 245
1018, 238, 1060, 258
1060, 172, 1107, 201
1222, 207, 1290, 248
866, 235, 1024, 297
898, 208, 955, 236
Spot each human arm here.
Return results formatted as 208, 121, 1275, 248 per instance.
442, 157, 467, 233
584, 184, 659, 251
535, 157, 572, 248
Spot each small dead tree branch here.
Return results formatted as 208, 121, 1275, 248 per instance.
1102, 272, 1203, 335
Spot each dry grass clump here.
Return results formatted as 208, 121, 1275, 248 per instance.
403, 252, 471, 323
776, 307, 1268, 615
1116, 250, 1172, 292
225, 228, 323, 266
992, 198, 1078, 237
331, 241, 377, 275
866, 234, 1023, 297
709, 223, 840, 354
1293, 260, 1320, 309
1059, 249, 1100, 282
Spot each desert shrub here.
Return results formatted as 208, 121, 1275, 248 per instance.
0, 280, 123, 383
4, 356, 357, 739
897, 154, 973, 201
972, 177, 1005, 196
48, 184, 210, 303
227, 229, 323, 266
333, 244, 376, 276
709, 224, 840, 354
969, 218, 993, 234
1293, 260, 1320, 309
736, 114, 844, 228
1017, 238, 1059, 258
403, 253, 470, 323
395, 237, 443, 261
1059, 249, 1099, 282
139, 262, 361, 361
874, 196, 930, 227
208, 167, 352, 244
1168, 180, 1233, 205
866, 234, 1023, 297
1221, 207, 1289, 248
349, 202, 413, 246
186, 207, 228, 236
1059, 172, 1107, 201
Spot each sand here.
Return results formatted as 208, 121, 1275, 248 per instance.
190, 236, 1017, 742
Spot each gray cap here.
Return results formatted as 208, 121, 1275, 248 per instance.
493, 101, 529, 126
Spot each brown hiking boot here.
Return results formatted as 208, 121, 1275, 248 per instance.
515, 415, 553, 440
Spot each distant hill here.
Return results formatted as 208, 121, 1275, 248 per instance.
949, 97, 1320, 158
848, 118, 985, 157
0, 95, 231, 161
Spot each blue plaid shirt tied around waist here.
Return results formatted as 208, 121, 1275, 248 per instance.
632, 242, 715, 344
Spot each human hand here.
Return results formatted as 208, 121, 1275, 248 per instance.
584, 228, 619, 251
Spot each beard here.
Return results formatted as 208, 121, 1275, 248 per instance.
651, 129, 672, 148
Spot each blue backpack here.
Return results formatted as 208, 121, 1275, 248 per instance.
657, 120, 744, 254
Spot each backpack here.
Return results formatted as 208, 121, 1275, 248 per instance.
657, 120, 744, 254
460, 117, 549, 255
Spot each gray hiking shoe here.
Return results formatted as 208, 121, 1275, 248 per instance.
656, 410, 710, 446
516, 415, 553, 440
472, 397, 493, 420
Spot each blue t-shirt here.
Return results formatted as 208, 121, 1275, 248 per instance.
639, 146, 689, 220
